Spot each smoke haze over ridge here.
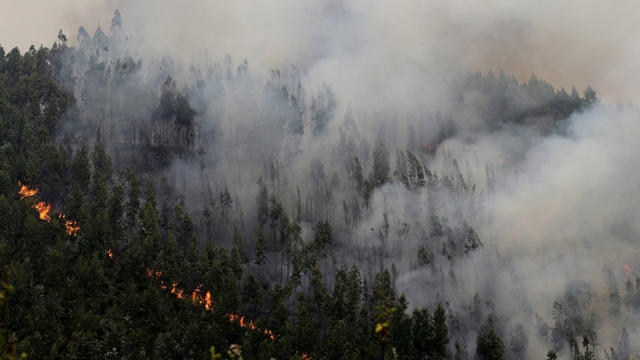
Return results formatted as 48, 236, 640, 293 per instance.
2, 0, 640, 358
2, 0, 640, 104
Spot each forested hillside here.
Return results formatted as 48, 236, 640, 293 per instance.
0, 9, 639, 360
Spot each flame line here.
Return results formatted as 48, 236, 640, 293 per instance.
18, 182, 80, 235
146, 269, 280, 343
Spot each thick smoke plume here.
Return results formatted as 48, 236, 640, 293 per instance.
4, 0, 640, 357
4, 0, 640, 103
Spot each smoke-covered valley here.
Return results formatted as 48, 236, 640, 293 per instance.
2, 1, 640, 359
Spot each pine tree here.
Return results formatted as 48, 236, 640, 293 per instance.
617, 326, 630, 359
71, 145, 91, 196
254, 225, 266, 266
509, 323, 528, 358
464, 226, 483, 254
431, 303, 449, 359
369, 132, 390, 188
476, 316, 505, 360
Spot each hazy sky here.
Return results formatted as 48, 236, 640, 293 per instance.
1, 0, 639, 105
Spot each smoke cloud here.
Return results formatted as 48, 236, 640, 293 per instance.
3, 0, 640, 357
3, 0, 640, 103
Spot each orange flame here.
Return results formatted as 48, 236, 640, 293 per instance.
107, 249, 114, 258
263, 328, 276, 341
229, 314, 255, 330
146, 269, 278, 343
34, 201, 51, 221
146, 269, 169, 289
191, 286, 214, 311
64, 219, 80, 236
19, 183, 81, 236
18, 182, 38, 199
58, 214, 81, 236
171, 283, 184, 299
228, 313, 275, 340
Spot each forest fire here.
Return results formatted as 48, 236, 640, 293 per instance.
191, 286, 214, 311
18, 182, 81, 235
146, 269, 277, 341
107, 249, 114, 258
18, 182, 38, 199
171, 283, 185, 299
228, 313, 257, 330
19, 182, 51, 221
60, 216, 80, 236
227, 313, 276, 340
145, 269, 212, 309
34, 202, 51, 221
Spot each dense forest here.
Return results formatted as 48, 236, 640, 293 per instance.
0, 9, 639, 359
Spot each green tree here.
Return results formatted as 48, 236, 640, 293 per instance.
394, 150, 409, 189
254, 225, 266, 266
71, 144, 91, 195
411, 306, 431, 358
583, 86, 598, 107
310, 84, 335, 136
110, 9, 122, 34
431, 303, 449, 359
369, 132, 390, 188
464, 227, 483, 254
0, 268, 27, 359
617, 326, 630, 360
406, 150, 425, 191
476, 316, 505, 360
242, 274, 262, 318
90, 138, 112, 216
509, 323, 528, 358
108, 181, 125, 244
313, 219, 333, 250
351, 156, 364, 194
125, 167, 141, 233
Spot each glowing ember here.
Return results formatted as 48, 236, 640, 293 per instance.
263, 328, 276, 341
107, 249, 114, 258
146, 269, 160, 278
146, 269, 170, 289
18, 182, 38, 199
34, 201, 51, 221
